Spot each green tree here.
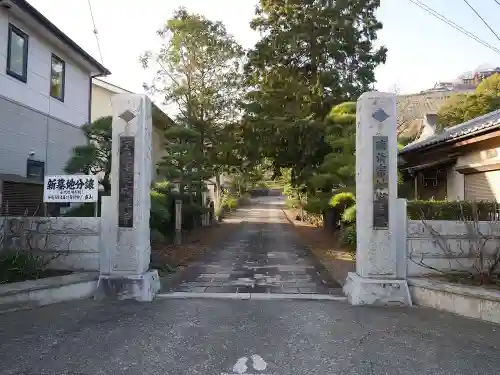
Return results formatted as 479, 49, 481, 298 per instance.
140, 8, 245, 205
309, 101, 356, 192
242, 0, 387, 186
438, 74, 500, 129
65, 116, 112, 194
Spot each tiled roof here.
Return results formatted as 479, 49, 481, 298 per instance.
399, 109, 500, 154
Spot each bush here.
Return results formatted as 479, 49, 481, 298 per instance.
407, 200, 499, 221
340, 225, 356, 251
0, 249, 51, 283
329, 192, 355, 209
342, 204, 356, 224
150, 190, 171, 236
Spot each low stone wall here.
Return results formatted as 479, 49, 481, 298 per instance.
0, 217, 100, 271
407, 220, 500, 277
409, 278, 500, 324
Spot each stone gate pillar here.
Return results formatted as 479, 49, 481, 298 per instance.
343, 91, 411, 306
96, 94, 160, 301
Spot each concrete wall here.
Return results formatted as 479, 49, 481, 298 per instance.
0, 95, 87, 177
446, 166, 465, 201
0, 217, 100, 271
406, 219, 500, 276
0, 8, 90, 125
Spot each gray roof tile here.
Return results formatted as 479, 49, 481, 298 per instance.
399, 109, 500, 154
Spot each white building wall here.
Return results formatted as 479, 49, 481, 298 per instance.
0, 8, 89, 126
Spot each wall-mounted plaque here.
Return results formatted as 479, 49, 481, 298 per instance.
118, 136, 135, 228
373, 136, 389, 229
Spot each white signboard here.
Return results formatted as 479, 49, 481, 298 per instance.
43, 175, 98, 203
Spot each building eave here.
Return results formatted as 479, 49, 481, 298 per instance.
9, 0, 110, 75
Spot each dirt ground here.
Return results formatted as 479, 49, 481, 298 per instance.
282, 209, 355, 286
151, 218, 239, 276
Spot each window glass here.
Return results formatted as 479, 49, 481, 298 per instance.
50, 54, 65, 100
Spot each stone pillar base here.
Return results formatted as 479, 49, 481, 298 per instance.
343, 272, 412, 306
95, 270, 160, 302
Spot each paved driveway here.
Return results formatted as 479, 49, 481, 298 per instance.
0, 298, 499, 375
161, 197, 342, 297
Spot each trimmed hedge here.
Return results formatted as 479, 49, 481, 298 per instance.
407, 200, 499, 221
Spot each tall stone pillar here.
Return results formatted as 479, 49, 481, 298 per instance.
96, 94, 160, 302
343, 91, 411, 306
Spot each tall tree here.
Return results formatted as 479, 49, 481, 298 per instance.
309, 101, 356, 192
65, 116, 112, 194
242, 0, 387, 186
140, 8, 245, 203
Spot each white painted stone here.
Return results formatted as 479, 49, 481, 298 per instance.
0, 272, 99, 313
344, 272, 412, 306
355, 91, 397, 278
395, 198, 408, 279
344, 91, 411, 306
406, 220, 500, 277
1, 217, 101, 271
408, 277, 500, 324
96, 94, 159, 301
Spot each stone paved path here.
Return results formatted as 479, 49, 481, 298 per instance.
162, 197, 343, 296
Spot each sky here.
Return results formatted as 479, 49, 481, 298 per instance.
26, 0, 500, 110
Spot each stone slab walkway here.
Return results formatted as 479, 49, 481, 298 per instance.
161, 197, 343, 296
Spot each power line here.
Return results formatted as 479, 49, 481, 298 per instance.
87, 0, 104, 63
462, 0, 500, 44
494, 0, 500, 8
407, 0, 500, 55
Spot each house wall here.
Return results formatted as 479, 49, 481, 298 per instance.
90, 83, 167, 182
0, 95, 87, 177
406, 220, 500, 277
0, 216, 100, 271
90, 84, 113, 122
456, 146, 500, 166
0, 8, 90, 125
446, 167, 464, 201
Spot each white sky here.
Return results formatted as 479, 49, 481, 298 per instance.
27, 0, 500, 116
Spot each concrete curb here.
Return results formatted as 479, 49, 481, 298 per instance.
156, 292, 347, 301
0, 272, 98, 314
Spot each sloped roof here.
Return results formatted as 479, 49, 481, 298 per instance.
10, 0, 109, 75
400, 109, 500, 155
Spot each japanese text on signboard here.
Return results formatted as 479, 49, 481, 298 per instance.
43, 175, 98, 203
373, 136, 389, 228
118, 136, 135, 228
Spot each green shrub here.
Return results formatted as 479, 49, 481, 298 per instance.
407, 200, 499, 221
150, 190, 171, 235
342, 204, 356, 224
0, 249, 51, 283
303, 194, 331, 214
340, 225, 356, 251
329, 192, 355, 208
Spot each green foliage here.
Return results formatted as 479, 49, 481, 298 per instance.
150, 190, 172, 235
340, 225, 356, 251
65, 116, 112, 194
329, 192, 355, 208
141, 7, 245, 199
0, 249, 53, 284
438, 74, 500, 130
309, 102, 357, 191
242, 0, 386, 186
407, 200, 499, 221
342, 204, 357, 224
